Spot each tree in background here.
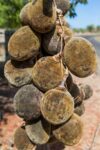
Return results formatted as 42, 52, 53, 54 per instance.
0, 0, 88, 29
69, 0, 88, 17
97, 26, 100, 32
0, 0, 28, 28
86, 25, 95, 32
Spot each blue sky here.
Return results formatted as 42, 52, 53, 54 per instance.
66, 0, 100, 28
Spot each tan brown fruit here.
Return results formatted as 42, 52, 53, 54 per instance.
63, 37, 97, 77
43, 26, 61, 55
70, 83, 84, 107
55, 0, 70, 15
4, 60, 33, 87
74, 102, 85, 116
20, 1, 56, 33
40, 88, 74, 125
47, 135, 57, 144
64, 73, 73, 92
56, 16, 69, 27
80, 84, 93, 100
63, 27, 73, 42
19, 2, 31, 25
14, 126, 35, 150
32, 55, 66, 92
53, 113, 83, 146
55, 86, 68, 93
14, 84, 43, 121
25, 118, 51, 145
43, 25, 73, 55
8, 26, 41, 61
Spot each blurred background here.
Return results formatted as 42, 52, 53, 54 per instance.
0, 0, 100, 150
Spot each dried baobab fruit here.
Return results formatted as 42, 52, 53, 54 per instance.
4, 60, 33, 87
70, 83, 84, 107
80, 84, 93, 100
53, 113, 83, 146
56, 16, 69, 27
25, 118, 51, 144
43, 26, 61, 55
74, 102, 85, 116
63, 37, 97, 77
40, 88, 74, 125
43, 25, 73, 55
64, 73, 73, 91
14, 126, 35, 150
55, 0, 70, 15
19, 2, 31, 25
14, 84, 43, 121
32, 56, 66, 92
20, 1, 56, 33
8, 26, 41, 61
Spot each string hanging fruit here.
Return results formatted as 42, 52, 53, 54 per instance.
4, 0, 98, 149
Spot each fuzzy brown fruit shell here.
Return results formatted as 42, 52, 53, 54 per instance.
8, 26, 41, 61
55, 0, 70, 15
74, 102, 85, 116
19, 2, 31, 25
70, 83, 83, 107
14, 84, 43, 121
53, 113, 83, 146
14, 126, 35, 150
4, 60, 32, 87
25, 118, 51, 145
64, 73, 73, 92
63, 37, 97, 77
32, 56, 66, 92
20, 1, 56, 33
40, 88, 74, 125
43, 25, 73, 55
80, 84, 93, 100
43, 26, 61, 55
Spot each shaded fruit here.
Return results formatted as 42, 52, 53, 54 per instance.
57, 25, 73, 39
4, 60, 33, 87
64, 73, 73, 92
25, 118, 51, 144
43, 26, 61, 55
63, 37, 97, 77
80, 84, 93, 100
32, 55, 65, 92
56, 16, 69, 27
40, 88, 74, 125
20, 1, 56, 33
74, 102, 85, 116
70, 83, 84, 107
14, 84, 43, 121
47, 135, 57, 144
19, 2, 31, 25
53, 113, 83, 146
14, 126, 35, 150
55, 0, 70, 15
8, 26, 41, 61
43, 25, 73, 55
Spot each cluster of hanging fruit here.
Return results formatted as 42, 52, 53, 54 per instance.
4, 0, 97, 149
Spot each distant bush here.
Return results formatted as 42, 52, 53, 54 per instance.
86, 25, 95, 32
0, 0, 28, 29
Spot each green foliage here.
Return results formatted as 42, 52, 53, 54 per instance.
0, 0, 88, 28
0, 0, 28, 28
86, 25, 95, 32
69, 0, 88, 17
73, 25, 100, 33
97, 26, 100, 31
73, 28, 85, 33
